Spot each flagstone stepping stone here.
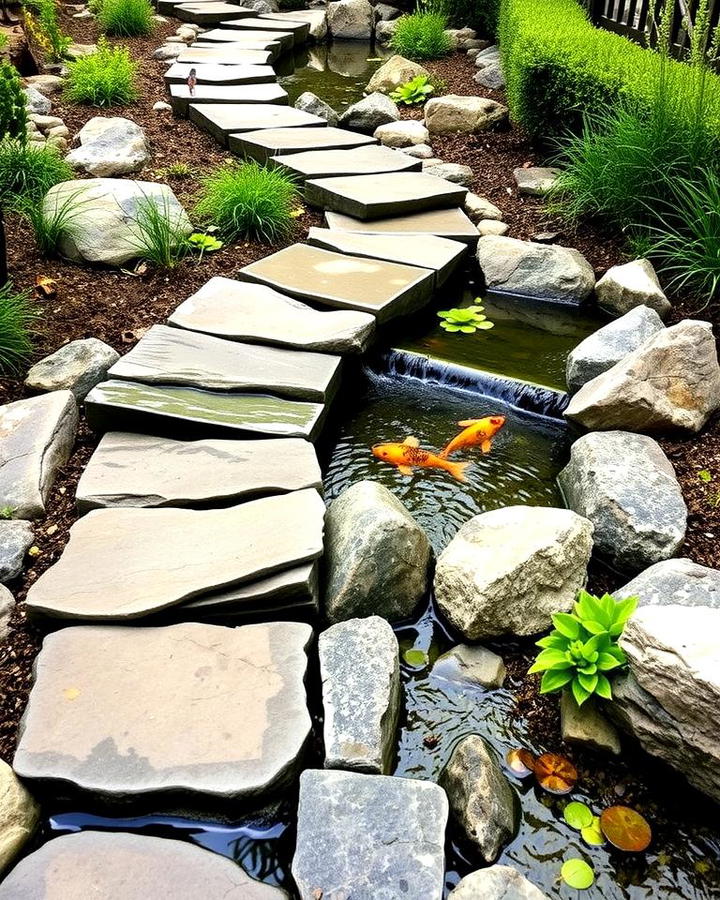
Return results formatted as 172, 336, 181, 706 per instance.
307, 226, 466, 286
198, 28, 292, 53
25, 489, 325, 621
164, 62, 276, 85
0, 831, 289, 899
0, 391, 78, 520
14, 621, 313, 803
304, 171, 467, 220
221, 16, 311, 43
168, 277, 375, 354
292, 770, 448, 899
84, 380, 325, 440
261, 10, 327, 42
190, 103, 326, 145
231, 125, 374, 162
109, 324, 341, 403
325, 206, 479, 243
170, 82, 288, 116
272, 144, 420, 181
238, 244, 434, 323
157, 0, 235, 12
174, 1, 255, 23
76, 432, 321, 512
176, 46, 274, 67
191, 39, 282, 63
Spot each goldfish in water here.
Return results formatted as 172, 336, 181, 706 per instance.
372, 436, 470, 482
439, 416, 506, 458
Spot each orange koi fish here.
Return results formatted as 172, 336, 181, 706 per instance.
372, 436, 470, 482
439, 415, 506, 459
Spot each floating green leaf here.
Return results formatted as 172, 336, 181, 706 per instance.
403, 648, 429, 668
581, 816, 606, 846
561, 859, 595, 890
564, 801, 594, 830
436, 305, 495, 335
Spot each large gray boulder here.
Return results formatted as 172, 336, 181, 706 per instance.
327, 0, 373, 39
439, 735, 516, 863
0, 759, 40, 877
25, 338, 119, 400
611, 605, 720, 803
565, 319, 720, 434
0, 521, 34, 583
43, 179, 192, 267
292, 769, 448, 899
616, 557, 720, 609
434, 506, 593, 640
566, 305, 665, 394
324, 481, 431, 624
366, 54, 431, 94
449, 866, 549, 899
375, 18, 397, 43
477, 236, 595, 304
425, 94, 508, 134
294, 91, 338, 126
338, 91, 399, 134
319, 615, 400, 774
66, 116, 150, 177
596, 258, 671, 320
558, 431, 686, 573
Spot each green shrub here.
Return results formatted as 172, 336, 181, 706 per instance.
99, 0, 155, 37
391, 12, 453, 61
443, 0, 499, 36
195, 161, 299, 243
65, 39, 138, 106
0, 282, 35, 375
24, 0, 71, 61
0, 139, 73, 207
129, 194, 190, 268
0, 62, 27, 142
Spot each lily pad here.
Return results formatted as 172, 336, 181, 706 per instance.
564, 801, 593, 830
600, 805, 652, 852
505, 748, 536, 778
534, 752, 578, 795
403, 648, 429, 668
581, 816, 606, 846
561, 858, 595, 890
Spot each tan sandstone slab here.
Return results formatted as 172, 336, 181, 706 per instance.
189, 39, 281, 60
168, 276, 375, 354
176, 46, 274, 67
108, 324, 342, 403
170, 82, 288, 117
25, 488, 325, 620
190, 103, 326, 145
164, 63, 276, 86
174, 2, 255, 23
220, 16, 311, 42
231, 126, 375, 163
237, 244, 434, 323
76, 432, 322, 512
13, 622, 313, 803
199, 27, 293, 52
271, 144, 421, 182
325, 206, 479, 243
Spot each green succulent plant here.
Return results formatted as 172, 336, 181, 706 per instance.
390, 75, 435, 106
188, 232, 224, 252
528, 590, 638, 706
437, 304, 495, 334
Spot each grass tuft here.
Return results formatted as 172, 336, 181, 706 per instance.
390, 12, 453, 61
129, 193, 190, 268
0, 139, 73, 208
99, 0, 155, 37
20, 187, 85, 258
0, 282, 35, 375
65, 39, 138, 107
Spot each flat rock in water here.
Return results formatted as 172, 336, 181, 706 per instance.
260, 9, 327, 41
189, 102, 324, 144
13, 622, 313, 805
271, 144, 420, 181
449, 866, 549, 900
108, 324, 341, 403
25, 489, 325, 620
24, 337, 119, 400
307, 226, 465, 286
232, 125, 375, 162
76, 432, 321, 511
0, 521, 34, 584
84, 379, 325, 440
325, 207, 479, 243
163, 62, 276, 85
238, 244, 434, 323
174, 1, 256, 22
616, 557, 720, 609
169, 82, 288, 116
292, 769, 448, 899
304, 171, 467, 220
168, 276, 375, 354
432, 643, 506, 689
319, 615, 400, 773
176, 46, 274, 66
0, 831, 288, 898
220, 16, 311, 42
0, 392, 78, 520
560, 692, 621, 755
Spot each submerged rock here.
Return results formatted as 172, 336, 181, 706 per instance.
616, 557, 720, 610
425, 94, 508, 134
0, 521, 34, 584
25, 337, 119, 400
365, 54, 432, 94
432, 643, 506, 689
338, 91, 399, 134
0, 759, 40, 877
560, 692, 621, 755
596, 258, 671, 320
449, 865, 549, 899
294, 91, 338, 125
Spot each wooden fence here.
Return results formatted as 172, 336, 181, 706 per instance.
589, 0, 720, 56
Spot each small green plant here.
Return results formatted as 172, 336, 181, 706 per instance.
195, 161, 299, 243
188, 232, 223, 261
20, 187, 84, 257
696, 468, 720, 506
24, 0, 71, 61
0, 282, 35, 375
99, 0, 154, 37
0, 139, 73, 208
437, 304, 494, 333
529, 590, 638, 706
390, 11, 453, 61
65, 39, 138, 106
390, 74, 435, 106
163, 162, 192, 180
129, 194, 190, 268
0, 62, 27, 142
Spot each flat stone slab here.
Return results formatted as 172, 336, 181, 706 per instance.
201, 27, 293, 51
238, 243, 434, 324
271, 144, 420, 182
170, 82, 288, 117
0, 391, 78, 520
76, 432, 322, 512
25, 489, 325, 620
176, 47, 274, 67
305, 171, 467, 221
231, 126, 375, 163
325, 206, 479, 243
169, 276, 376, 354
0, 832, 288, 899
14, 622, 313, 804
307, 226, 466, 286
190, 103, 326, 145
221, 15, 310, 42
164, 63, 276, 86
292, 769, 448, 899
174, 2, 255, 23
85, 380, 325, 441
108, 324, 341, 403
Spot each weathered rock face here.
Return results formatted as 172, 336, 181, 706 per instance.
473, 50, 504, 89
596, 258, 671, 320
0, 759, 40, 877
0, 586, 12, 643
319, 615, 400, 773
324, 480, 431, 623
464, 192, 503, 222
0, 392, 78, 520
611, 605, 720, 803
432, 643, 506, 689
440, 735, 517, 862
0, 831, 288, 898
66, 116, 150, 177
560, 692, 621, 755
327, 0, 373, 39
449, 866, 549, 900
374, 118, 430, 147
566, 305, 665, 394
616, 557, 720, 609
294, 90, 338, 125
366, 54, 431, 94
292, 769, 448, 900
558, 431, 686, 573
14, 621, 313, 805
424, 161, 474, 186
25, 337, 120, 400
424, 94, 508, 134
513, 166, 560, 197
375, 18, 397, 43
25, 74, 64, 95
338, 91, 399, 133
24, 85, 51, 115
0, 521, 33, 584
435, 506, 593, 640
565, 320, 720, 434
477, 236, 595, 304
477, 219, 509, 236
43, 179, 192, 267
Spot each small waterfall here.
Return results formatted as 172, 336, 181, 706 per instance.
368, 349, 569, 420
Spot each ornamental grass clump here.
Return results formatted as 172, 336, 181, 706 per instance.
0, 282, 35, 375
390, 12, 453, 61
99, 0, 155, 37
65, 39, 138, 106
128, 194, 191, 268
0, 139, 73, 208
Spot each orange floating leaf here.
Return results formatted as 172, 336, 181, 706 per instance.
534, 752, 578, 794
506, 748, 536, 778
600, 805, 652, 852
